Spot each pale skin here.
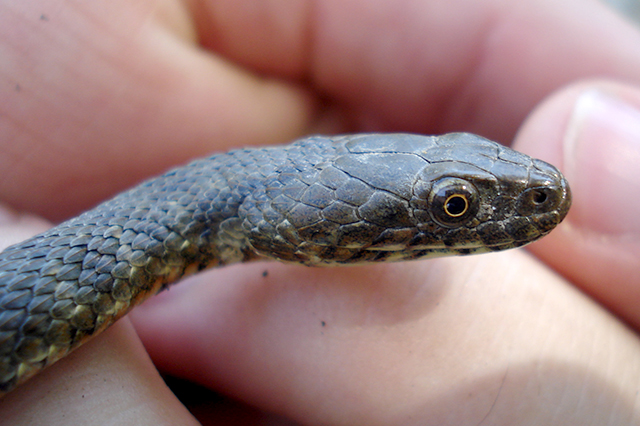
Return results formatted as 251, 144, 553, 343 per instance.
1, 0, 640, 424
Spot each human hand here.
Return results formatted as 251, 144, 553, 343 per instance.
2, 1, 640, 425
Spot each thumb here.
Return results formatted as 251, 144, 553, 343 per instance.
515, 81, 640, 329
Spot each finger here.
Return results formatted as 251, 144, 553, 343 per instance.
516, 80, 640, 330
0, 0, 316, 221
132, 252, 640, 425
195, 0, 640, 139
0, 321, 198, 426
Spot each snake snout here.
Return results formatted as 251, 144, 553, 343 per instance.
516, 160, 572, 225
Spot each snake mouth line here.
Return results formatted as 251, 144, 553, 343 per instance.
362, 239, 528, 254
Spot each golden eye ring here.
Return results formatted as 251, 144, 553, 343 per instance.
444, 194, 469, 217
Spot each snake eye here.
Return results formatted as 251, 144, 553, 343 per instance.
428, 178, 479, 228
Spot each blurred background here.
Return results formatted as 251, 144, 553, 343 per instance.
603, 0, 640, 23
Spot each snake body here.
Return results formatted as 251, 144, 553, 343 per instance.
0, 133, 571, 394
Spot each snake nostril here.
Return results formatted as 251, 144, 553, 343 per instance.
532, 190, 547, 205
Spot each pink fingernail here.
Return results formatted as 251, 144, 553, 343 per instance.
564, 90, 640, 235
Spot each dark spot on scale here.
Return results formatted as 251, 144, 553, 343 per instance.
262, 270, 268, 277
40, 14, 49, 21
321, 321, 326, 327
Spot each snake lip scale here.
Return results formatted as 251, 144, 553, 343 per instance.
0, 132, 571, 395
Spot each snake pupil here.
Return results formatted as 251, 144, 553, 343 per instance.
445, 195, 468, 217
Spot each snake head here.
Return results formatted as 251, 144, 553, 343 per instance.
404, 133, 572, 257
240, 133, 571, 265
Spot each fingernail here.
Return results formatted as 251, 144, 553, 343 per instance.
564, 90, 640, 235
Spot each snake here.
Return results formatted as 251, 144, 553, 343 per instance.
0, 132, 571, 395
